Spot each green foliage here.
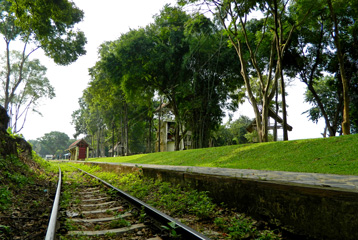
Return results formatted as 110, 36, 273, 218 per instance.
31, 131, 72, 157
0, 154, 30, 184
303, 76, 342, 132
214, 214, 281, 240
6, 127, 16, 139
245, 130, 274, 143
162, 222, 180, 238
213, 115, 252, 146
109, 218, 131, 228
0, 0, 86, 134
179, 0, 301, 142
72, 4, 245, 154
0, 187, 12, 211
63, 219, 78, 231
187, 190, 216, 219
31, 151, 59, 173
5, 0, 86, 65
53, 161, 281, 238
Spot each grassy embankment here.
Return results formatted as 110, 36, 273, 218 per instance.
89, 134, 358, 175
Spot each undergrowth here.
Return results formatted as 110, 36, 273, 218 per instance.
58, 162, 282, 239
0, 149, 58, 239
0, 154, 32, 211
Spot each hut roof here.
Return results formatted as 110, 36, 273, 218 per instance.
67, 139, 90, 150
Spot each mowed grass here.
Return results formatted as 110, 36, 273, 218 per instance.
88, 134, 358, 175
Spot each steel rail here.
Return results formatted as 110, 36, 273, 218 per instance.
45, 167, 62, 240
77, 167, 210, 240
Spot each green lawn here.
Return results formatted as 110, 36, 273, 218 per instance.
88, 134, 358, 175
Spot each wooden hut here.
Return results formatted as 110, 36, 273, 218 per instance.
67, 139, 91, 160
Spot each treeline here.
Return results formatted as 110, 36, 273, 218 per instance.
72, 2, 358, 155
29, 131, 76, 158
72, 6, 243, 156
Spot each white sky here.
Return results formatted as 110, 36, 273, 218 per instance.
7, 0, 324, 141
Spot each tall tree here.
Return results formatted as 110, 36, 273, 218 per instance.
0, 51, 55, 133
326, 0, 350, 135
179, 0, 312, 142
181, 14, 242, 148
37, 131, 70, 156
100, 6, 192, 150
0, 0, 86, 112
289, 0, 358, 136
303, 76, 343, 136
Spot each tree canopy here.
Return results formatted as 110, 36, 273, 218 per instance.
2, 0, 86, 65
71, 5, 244, 155
69, 1, 358, 158
0, 51, 55, 133
30, 131, 73, 157
0, 0, 86, 133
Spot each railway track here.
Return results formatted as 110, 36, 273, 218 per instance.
45, 166, 210, 240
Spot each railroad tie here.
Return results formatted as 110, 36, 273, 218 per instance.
67, 223, 146, 236
71, 212, 132, 223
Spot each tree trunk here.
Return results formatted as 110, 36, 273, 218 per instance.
274, 77, 278, 141
327, 0, 350, 135
96, 128, 100, 158
280, 68, 288, 141
120, 105, 124, 156
4, 41, 11, 112
158, 97, 162, 152
147, 117, 152, 153
100, 128, 105, 157
273, 0, 288, 141
112, 121, 115, 157
306, 84, 337, 137
235, 42, 264, 142
124, 102, 129, 155
175, 123, 180, 151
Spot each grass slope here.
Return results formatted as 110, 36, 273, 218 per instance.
89, 134, 358, 175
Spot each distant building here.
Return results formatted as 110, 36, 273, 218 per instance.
155, 102, 192, 152
108, 142, 123, 156
156, 120, 191, 152
67, 139, 91, 160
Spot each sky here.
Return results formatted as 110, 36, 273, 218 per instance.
9, 0, 324, 141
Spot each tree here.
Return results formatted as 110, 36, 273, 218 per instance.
0, 0, 86, 112
36, 131, 71, 157
212, 115, 252, 146
303, 76, 343, 137
230, 116, 252, 144
289, 0, 358, 136
179, 0, 313, 142
0, 50, 55, 133
96, 6, 230, 150
326, 0, 350, 135
181, 14, 243, 148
